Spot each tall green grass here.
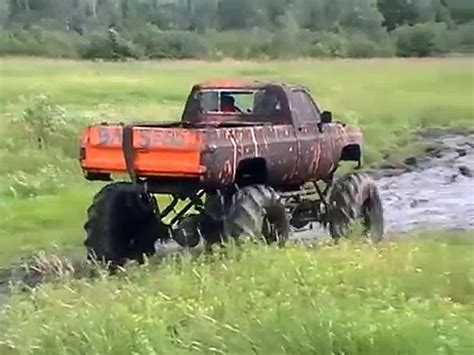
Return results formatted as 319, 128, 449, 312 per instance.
1, 234, 473, 354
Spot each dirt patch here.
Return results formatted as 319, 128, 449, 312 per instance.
0, 246, 203, 306
0, 254, 88, 305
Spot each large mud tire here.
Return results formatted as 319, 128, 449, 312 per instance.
225, 185, 289, 246
328, 173, 384, 242
84, 182, 162, 266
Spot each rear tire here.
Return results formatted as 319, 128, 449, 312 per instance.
328, 173, 384, 242
84, 182, 162, 266
225, 185, 289, 246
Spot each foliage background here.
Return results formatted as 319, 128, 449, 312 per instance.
0, 0, 473, 59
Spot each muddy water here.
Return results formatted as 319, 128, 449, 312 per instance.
293, 132, 474, 239
376, 133, 474, 233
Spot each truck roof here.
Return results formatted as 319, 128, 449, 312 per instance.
196, 78, 307, 91
197, 78, 264, 90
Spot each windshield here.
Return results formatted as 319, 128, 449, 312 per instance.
197, 89, 282, 116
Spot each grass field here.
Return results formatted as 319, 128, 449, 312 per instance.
0, 57, 473, 354
1, 57, 473, 262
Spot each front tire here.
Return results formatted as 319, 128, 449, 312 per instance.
328, 173, 384, 242
225, 185, 289, 246
84, 182, 162, 266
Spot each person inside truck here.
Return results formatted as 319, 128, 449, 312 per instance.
221, 94, 242, 113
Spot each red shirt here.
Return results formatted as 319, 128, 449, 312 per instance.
221, 103, 237, 112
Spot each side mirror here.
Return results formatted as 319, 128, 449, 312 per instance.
321, 111, 332, 124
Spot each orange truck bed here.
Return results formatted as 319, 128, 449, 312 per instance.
80, 125, 206, 178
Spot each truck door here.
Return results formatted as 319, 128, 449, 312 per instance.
289, 89, 335, 182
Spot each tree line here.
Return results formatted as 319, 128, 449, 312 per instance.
0, 0, 473, 59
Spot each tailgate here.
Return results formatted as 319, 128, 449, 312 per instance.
80, 125, 205, 177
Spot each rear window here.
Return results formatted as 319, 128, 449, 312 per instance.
197, 90, 282, 115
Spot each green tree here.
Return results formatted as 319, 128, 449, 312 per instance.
446, 0, 474, 24
377, 0, 455, 30
0, 0, 11, 28
218, 0, 256, 29
341, 0, 385, 35
190, 0, 218, 32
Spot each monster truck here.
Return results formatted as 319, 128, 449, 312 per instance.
79, 79, 384, 265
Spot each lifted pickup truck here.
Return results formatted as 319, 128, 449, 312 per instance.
80, 79, 384, 265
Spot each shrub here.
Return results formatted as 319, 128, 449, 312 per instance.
131, 25, 212, 59
5, 95, 86, 157
347, 34, 395, 58
267, 30, 306, 59
81, 32, 112, 59
82, 29, 141, 60
146, 31, 211, 59
308, 32, 349, 58
0, 27, 85, 58
0, 96, 86, 197
392, 23, 448, 57
209, 29, 272, 59
347, 35, 380, 58
0, 24, 470, 60
437, 21, 474, 53
13, 95, 67, 149
455, 22, 474, 51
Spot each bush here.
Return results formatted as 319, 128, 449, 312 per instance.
0, 24, 470, 60
0, 95, 87, 197
131, 25, 212, 59
347, 34, 395, 58
455, 22, 474, 51
13, 95, 67, 149
307, 32, 349, 58
437, 21, 474, 53
3, 95, 88, 158
81, 32, 113, 59
0, 27, 85, 58
145, 31, 211, 59
82, 29, 141, 60
209, 29, 272, 59
392, 23, 447, 57
267, 30, 306, 59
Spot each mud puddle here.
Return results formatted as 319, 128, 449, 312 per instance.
292, 131, 474, 239
375, 132, 474, 233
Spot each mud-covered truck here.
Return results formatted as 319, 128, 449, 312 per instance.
79, 79, 384, 265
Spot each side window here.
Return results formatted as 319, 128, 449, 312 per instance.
290, 90, 321, 123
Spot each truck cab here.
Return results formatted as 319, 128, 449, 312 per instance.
179, 79, 362, 186
181, 79, 330, 126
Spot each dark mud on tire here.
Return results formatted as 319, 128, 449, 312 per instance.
84, 182, 162, 266
225, 185, 290, 246
328, 173, 384, 242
